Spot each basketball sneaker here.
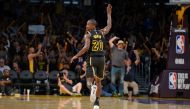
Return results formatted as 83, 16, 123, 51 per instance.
90, 84, 97, 103
93, 105, 99, 109
93, 97, 100, 109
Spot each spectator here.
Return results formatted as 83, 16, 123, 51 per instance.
12, 53, 24, 70
109, 36, 128, 96
9, 41, 23, 64
36, 52, 48, 72
27, 44, 42, 73
0, 58, 11, 73
20, 47, 29, 70
12, 41, 22, 55
12, 61, 22, 74
0, 69, 12, 96
48, 48, 58, 71
57, 43, 70, 70
123, 58, 139, 100
101, 71, 117, 97
144, 38, 167, 81
58, 69, 82, 96
0, 42, 8, 60
74, 62, 89, 95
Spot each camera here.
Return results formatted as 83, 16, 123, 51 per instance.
59, 72, 63, 77
63, 72, 66, 75
59, 70, 67, 77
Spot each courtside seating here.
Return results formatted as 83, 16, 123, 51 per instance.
34, 70, 49, 94
49, 70, 59, 94
19, 70, 34, 94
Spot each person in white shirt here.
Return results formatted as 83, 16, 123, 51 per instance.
0, 58, 10, 73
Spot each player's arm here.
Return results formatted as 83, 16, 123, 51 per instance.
71, 34, 90, 63
76, 34, 90, 57
101, 4, 112, 35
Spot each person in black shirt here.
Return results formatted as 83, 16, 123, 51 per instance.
71, 4, 112, 109
123, 58, 139, 100
36, 52, 48, 71
0, 69, 12, 95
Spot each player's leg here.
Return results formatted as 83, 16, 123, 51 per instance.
86, 58, 94, 89
87, 77, 94, 89
93, 76, 102, 109
89, 66, 97, 103
91, 57, 105, 109
86, 58, 96, 102
93, 69, 103, 99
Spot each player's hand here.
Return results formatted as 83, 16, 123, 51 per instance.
70, 55, 78, 63
107, 4, 112, 15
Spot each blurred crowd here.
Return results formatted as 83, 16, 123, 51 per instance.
0, 0, 172, 96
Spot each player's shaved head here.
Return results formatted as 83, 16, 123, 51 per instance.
86, 19, 97, 31
87, 19, 97, 26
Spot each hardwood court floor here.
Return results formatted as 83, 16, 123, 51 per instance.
0, 95, 190, 109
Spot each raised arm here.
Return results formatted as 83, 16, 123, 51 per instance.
101, 4, 112, 35
109, 36, 119, 48
134, 50, 140, 65
28, 44, 42, 59
151, 48, 161, 59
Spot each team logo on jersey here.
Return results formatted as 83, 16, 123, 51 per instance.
93, 35, 101, 39
176, 35, 185, 54
169, 72, 177, 89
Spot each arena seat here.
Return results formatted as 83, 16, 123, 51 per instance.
10, 70, 20, 92
19, 70, 34, 94
34, 70, 49, 94
49, 70, 59, 94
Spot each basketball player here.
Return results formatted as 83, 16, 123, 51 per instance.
71, 4, 112, 109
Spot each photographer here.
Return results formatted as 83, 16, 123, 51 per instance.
57, 69, 82, 96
